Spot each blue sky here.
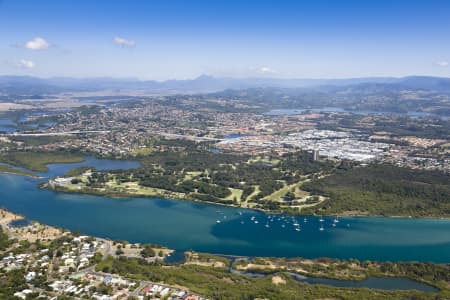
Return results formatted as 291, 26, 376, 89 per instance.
1, 0, 450, 80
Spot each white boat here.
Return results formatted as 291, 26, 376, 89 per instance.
295, 227, 301, 232
303, 218, 307, 223
319, 224, 324, 231
254, 220, 259, 224
334, 216, 339, 223
216, 220, 221, 224
319, 217, 324, 222
265, 223, 270, 228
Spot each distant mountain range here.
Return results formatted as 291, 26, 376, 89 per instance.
1, 75, 450, 94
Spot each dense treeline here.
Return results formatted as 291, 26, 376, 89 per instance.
0, 269, 29, 299
302, 164, 450, 217
0, 226, 14, 251
377, 262, 450, 284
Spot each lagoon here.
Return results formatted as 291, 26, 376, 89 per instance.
230, 268, 439, 292
0, 157, 449, 262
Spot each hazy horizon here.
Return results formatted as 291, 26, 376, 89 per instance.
1, 0, 450, 80
1, 73, 449, 82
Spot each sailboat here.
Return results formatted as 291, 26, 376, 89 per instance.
319, 224, 324, 231
319, 216, 324, 222
333, 215, 339, 223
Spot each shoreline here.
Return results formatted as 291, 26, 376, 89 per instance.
44, 183, 450, 220
0, 168, 41, 178
0, 170, 41, 178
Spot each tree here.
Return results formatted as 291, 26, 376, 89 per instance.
140, 246, 156, 258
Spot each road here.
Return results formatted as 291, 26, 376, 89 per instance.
101, 239, 113, 259
6, 130, 109, 137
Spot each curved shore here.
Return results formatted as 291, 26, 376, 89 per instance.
43, 182, 450, 219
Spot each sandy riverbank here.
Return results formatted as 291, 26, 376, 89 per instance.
0, 208, 67, 242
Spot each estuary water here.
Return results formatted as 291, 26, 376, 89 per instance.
263, 108, 449, 119
0, 157, 449, 263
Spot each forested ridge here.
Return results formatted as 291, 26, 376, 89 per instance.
302, 164, 450, 217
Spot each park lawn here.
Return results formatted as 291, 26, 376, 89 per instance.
294, 181, 310, 198
104, 180, 186, 198
183, 171, 202, 181
263, 180, 298, 202
245, 185, 260, 202
289, 195, 327, 212
131, 147, 155, 156
248, 156, 280, 165
224, 188, 243, 202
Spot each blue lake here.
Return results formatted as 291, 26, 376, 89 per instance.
224, 133, 253, 139
0, 157, 449, 262
0, 119, 17, 132
231, 268, 440, 292
264, 108, 448, 119
290, 273, 439, 292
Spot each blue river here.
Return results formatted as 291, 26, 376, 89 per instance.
0, 157, 449, 263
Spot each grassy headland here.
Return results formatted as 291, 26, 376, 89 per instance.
45, 141, 332, 213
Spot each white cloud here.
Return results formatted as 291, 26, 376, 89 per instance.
25, 37, 50, 50
17, 59, 35, 69
436, 61, 449, 67
252, 66, 277, 75
113, 36, 136, 48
